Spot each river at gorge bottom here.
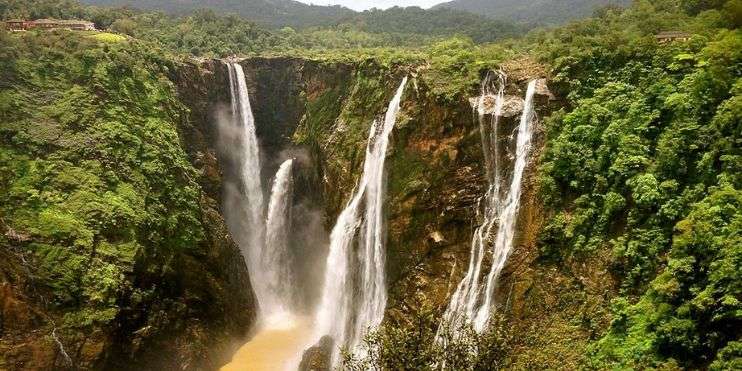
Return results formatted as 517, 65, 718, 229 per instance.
221, 316, 313, 371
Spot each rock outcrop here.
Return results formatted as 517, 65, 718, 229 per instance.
298, 336, 333, 371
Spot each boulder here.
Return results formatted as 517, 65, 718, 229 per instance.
298, 336, 334, 371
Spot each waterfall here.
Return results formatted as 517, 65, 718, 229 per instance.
263, 159, 295, 327
314, 77, 408, 366
227, 62, 298, 328
227, 62, 266, 284
440, 78, 537, 335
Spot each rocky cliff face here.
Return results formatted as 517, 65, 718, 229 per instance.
0, 54, 257, 371
219, 56, 605, 367
225, 56, 536, 310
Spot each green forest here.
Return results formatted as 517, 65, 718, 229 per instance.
0, 0, 739, 370
436, 0, 633, 24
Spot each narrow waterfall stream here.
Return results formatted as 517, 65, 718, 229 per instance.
312, 77, 408, 367
440, 78, 538, 335
226, 62, 265, 280
263, 159, 296, 328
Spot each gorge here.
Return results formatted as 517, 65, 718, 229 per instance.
1, 1, 740, 369
198, 58, 553, 369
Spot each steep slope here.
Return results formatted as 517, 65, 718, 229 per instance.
435, 0, 631, 24
0, 31, 257, 370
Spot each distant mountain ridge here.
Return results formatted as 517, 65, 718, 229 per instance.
434, 0, 632, 24
79, 0, 528, 43
81, 0, 355, 28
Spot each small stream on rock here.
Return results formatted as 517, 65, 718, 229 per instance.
439, 77, 538, 336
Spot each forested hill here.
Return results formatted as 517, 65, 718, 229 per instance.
336, 7, 528, 43
435, 0, 632, 24
80, 0, 354, 28
76, 0, 528, 40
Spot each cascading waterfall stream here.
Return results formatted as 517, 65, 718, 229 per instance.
227, 62, 266, 290
313, 77, 408, 366
263, 159, 296, 327
439, 71, 507, 332
226, 62, 296, 329
440, 78, 538, 335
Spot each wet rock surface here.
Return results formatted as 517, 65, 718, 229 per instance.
298, 336, 333, 371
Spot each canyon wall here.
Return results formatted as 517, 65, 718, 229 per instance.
0, 52, 613, 370
0, 54, 257, 370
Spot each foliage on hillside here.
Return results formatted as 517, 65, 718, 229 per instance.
436, 0, 632, 25
0, 0, 739, 369
343, 310, 512, 371
1, 0, 529, 55
76, 0, 529, 42
534, 0, 741, 368
80, 0, 354, 29
0, 28, 203, 335
335, 7, 527, 44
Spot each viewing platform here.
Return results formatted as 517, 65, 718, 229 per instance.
4, 18, 96, 31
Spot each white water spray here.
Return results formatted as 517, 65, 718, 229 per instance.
263, 159, 296, 328
227, 62, 266, 284
441, 78, 537, 335
314, 77, 408, 366
227, 62, 299, 329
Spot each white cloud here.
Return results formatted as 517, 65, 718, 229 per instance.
297, 0, 446, 12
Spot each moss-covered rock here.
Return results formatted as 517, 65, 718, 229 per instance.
0, 31, 256, 370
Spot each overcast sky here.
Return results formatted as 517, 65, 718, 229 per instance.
297, 0, 445, 11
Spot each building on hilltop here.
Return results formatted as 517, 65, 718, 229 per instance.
655, 31, 692, 43
5, 19, 32, 31
4, 19, 96, 31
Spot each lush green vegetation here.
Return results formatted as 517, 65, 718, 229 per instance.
80, 0, 355, 29
0, 28, 203, 329
329, 7, 527, 44
78, 0, 528, 43
437, 0, 632, 25
1, 0, 739, 368
533, 0, 740, 368
1, 0, 528, 55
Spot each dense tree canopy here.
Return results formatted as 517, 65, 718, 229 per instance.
436, 0, 632, 25
533, 0, 741, 367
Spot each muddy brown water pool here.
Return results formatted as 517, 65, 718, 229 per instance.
221, 317, 314, 371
